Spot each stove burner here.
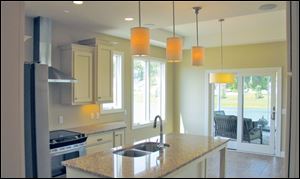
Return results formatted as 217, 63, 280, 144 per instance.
49, 130, 87, 149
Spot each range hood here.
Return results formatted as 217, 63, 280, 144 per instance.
33, 17, 77, 83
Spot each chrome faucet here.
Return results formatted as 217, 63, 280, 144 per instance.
153, 115, 164, 148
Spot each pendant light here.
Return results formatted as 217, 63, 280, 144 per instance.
131, 1, 150, 56
166, 1, 182, 62
209, 19, 235, 83
192, 7, 204, 66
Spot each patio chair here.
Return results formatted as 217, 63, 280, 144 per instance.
214, 111, 263, 144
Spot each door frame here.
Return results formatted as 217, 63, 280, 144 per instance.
204, 67, 282, 157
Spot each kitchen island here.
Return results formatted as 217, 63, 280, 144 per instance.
63, 133, 229, 178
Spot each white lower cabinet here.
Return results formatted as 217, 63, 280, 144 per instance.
86, 129, 125, 155
113, 129, 125, 147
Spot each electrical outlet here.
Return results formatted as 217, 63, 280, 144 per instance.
58, 115, 64, 125
96, 112, 100, 119
90, 113, 95, 120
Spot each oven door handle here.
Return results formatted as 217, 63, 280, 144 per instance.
50, 145, 86, 157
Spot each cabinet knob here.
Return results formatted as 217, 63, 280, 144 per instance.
97, 138, 103, 142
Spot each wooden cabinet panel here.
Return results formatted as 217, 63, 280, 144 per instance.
86, 131, 114, 155
60, 44, 94, 105
96, 44, 113, 103
113, 129, 125, 147
86, 142, 113, 155
78, 38, 114, 104
85, 129, 125, 155
86, 132, 113, 146
73, 51, 93, 103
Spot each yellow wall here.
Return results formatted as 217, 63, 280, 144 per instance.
174, 42, 287, 151
48, 28, 174, 144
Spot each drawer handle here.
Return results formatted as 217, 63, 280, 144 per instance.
115, 134, 119, 136
97, 138, 103, 142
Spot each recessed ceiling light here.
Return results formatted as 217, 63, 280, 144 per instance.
64, 10, 70, 13
259, 4, 277, 10
73, 1, 83, 5
125, 17, 134, 21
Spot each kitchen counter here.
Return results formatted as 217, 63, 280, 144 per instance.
63, 133, 229, 178
68, 121, 126, 135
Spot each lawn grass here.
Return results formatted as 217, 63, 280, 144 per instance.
215, 92, 270, 109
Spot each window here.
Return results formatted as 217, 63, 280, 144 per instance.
101, 52, 124, 113
133, 57, 166, 127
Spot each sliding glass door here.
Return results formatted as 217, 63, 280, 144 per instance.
211, 69, 279, 155
213, 77, 238, 149
238, 73, 276, 154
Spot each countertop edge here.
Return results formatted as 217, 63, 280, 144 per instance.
67, 121, 127, 135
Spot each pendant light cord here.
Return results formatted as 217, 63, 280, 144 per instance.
220, 19, 224, 70
196, 12, 199, 46
173, 1, 175, 37
139, 1, 141, 27
193, 7, 200, 46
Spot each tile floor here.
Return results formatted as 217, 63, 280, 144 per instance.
206, 150, 285, 178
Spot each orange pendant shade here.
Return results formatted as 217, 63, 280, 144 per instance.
131, 27, 150, 56
192, 46, 204, 66
166, 37, 182, 62
209, 72, 235, 83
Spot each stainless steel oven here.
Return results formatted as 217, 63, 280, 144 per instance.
50, 130, 87, 178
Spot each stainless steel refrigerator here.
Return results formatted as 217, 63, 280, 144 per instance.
24, 63, 51, 178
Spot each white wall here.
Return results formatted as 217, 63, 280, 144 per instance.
1, 1, 25, 177
175, 42, 287, 153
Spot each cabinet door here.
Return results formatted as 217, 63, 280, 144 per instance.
86, 142, 113, 155
96, 44, 113, 103
73, 50, 93, 104
113, 129, 125, 147
86, 132, 114, 155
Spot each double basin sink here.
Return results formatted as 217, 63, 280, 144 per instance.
113, 142, 170, 157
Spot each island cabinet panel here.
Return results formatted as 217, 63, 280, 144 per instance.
78, 38, 114, 103
164, 157, 206, 178
60, 44, 94, 105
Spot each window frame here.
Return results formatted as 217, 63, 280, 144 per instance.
131, 56, 166, 129
101, 51, 125, 115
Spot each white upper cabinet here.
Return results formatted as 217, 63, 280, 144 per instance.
79, 38, 114, 103
60, 44, 94, 105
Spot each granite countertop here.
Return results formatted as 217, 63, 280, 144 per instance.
69, 121, 126, 135
63, 133, 229, 178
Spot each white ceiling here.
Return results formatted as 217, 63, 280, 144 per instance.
25, 1, 286, 48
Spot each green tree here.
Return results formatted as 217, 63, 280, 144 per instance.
134, 61, 144, 81
226, 78, 237, 92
